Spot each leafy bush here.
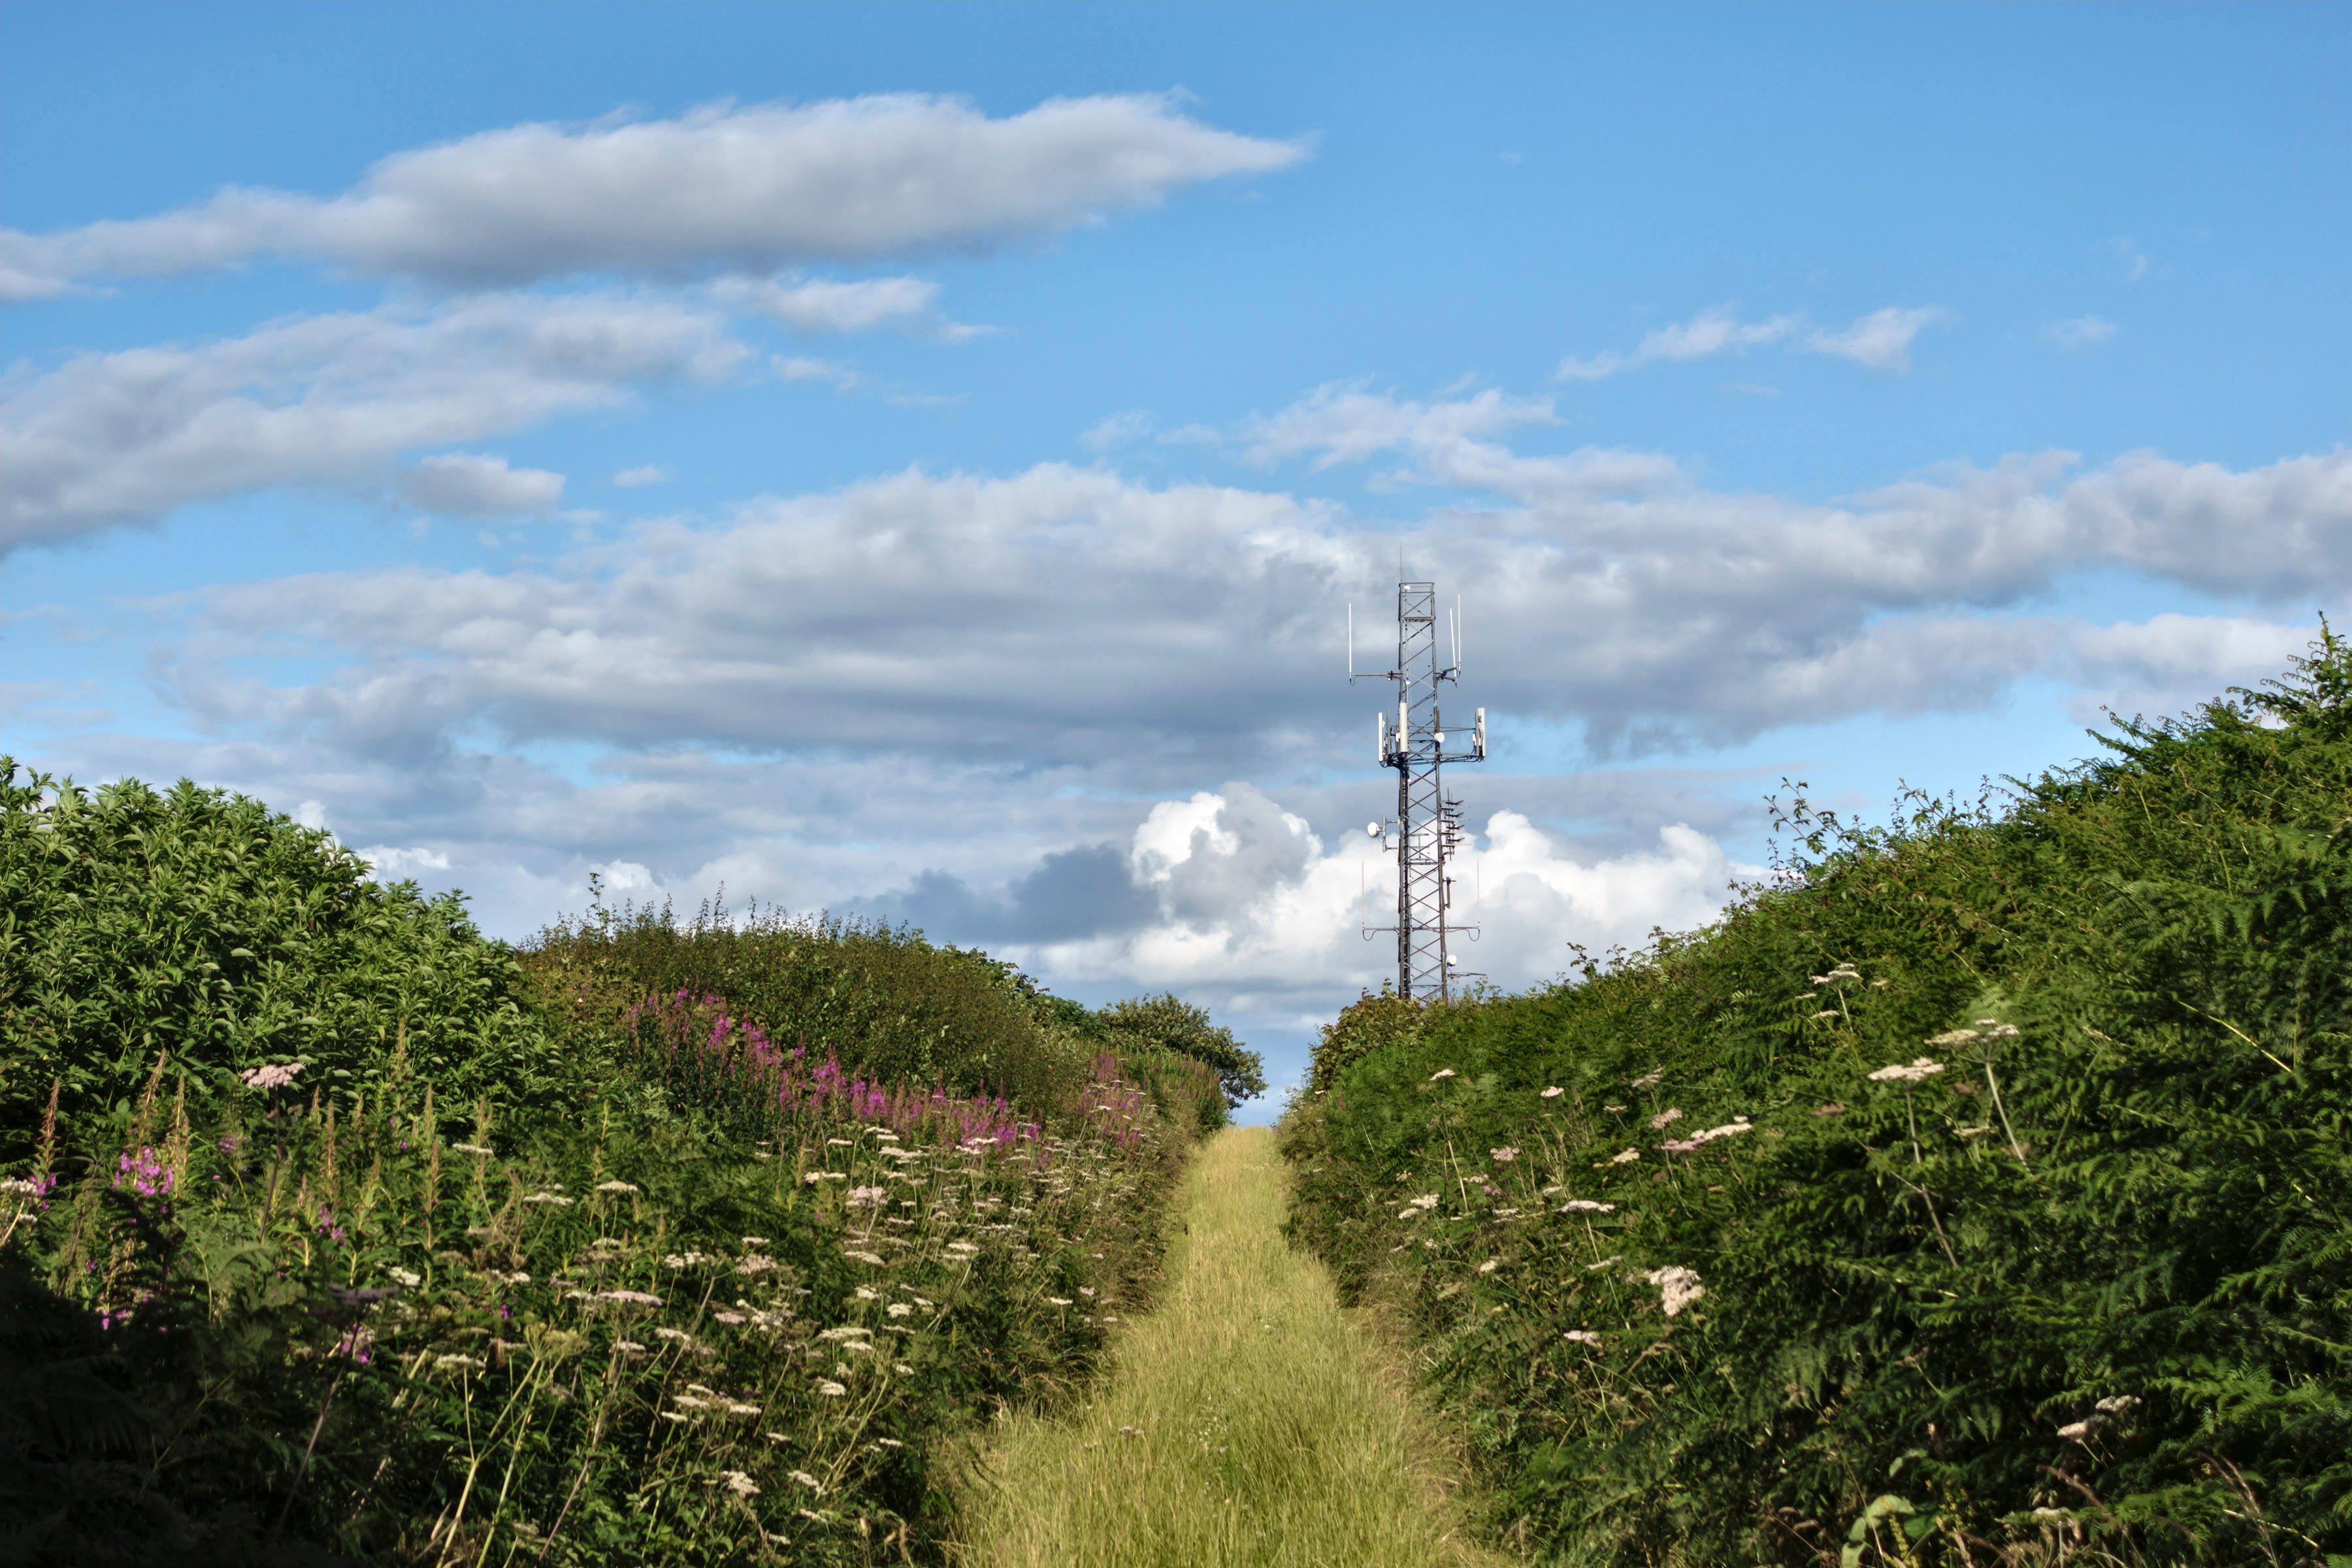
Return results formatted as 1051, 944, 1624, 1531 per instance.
1284, 630, 2352, 1566
0, 772, 1229, 1564
0, 766, 564, 1149
523, 895, 1094, 1117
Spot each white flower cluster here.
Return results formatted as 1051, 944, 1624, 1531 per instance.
1397, 1193, 1442, 1220
1867, 1058, 1945, 1083
1562, 1330, 1602, 1345
1647, 1264, 1705, 1318
238, 1062, 303, 1090
1560, 1199, 1616, 1213
2057, 1394, 2141, 1442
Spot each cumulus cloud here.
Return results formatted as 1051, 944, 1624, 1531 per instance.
0, 95, 1309, 297
401, 453, 564, 517
0, 291, 743, 551
2043, 315, 2119, 350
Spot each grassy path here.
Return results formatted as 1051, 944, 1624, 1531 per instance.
955, 1126, 1505, 1568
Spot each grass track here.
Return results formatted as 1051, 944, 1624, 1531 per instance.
955, 1126, 1507, 1568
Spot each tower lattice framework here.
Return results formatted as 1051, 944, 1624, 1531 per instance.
1358, 580, 1484, 1000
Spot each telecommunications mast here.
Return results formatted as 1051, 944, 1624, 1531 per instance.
1348, 580, 1486, 1000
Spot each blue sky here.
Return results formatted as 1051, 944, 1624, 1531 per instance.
5, 2, 2345, 1116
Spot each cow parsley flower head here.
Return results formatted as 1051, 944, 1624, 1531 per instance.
1562, 1330, 1602, 1345
1868, 1057, 1946, 1083
1648, 1108, 1684, 1130
1489, 1146, 1519, 1163
1610, 1148, 1641, 1164
1646, 1265, 1705, 1317
1540, 1086, 1564, 1098
1429, 1068, 1457, 1081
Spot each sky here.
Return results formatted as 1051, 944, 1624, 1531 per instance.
5, 1, 2346, 1119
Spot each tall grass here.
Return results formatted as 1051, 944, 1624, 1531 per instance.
956, 1127, 1505, 1568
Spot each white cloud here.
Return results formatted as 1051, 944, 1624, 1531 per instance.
1082, 410, 1156, 451
2042, 315, 2118, 351
710, 272, 988, 340
0, 291, 745, 552
1558, 306, 1799, 381
1, 95, 1309, 296
2111, 236, 2152, 282
402, 453, 564, 517
612, 465, 666, 488
1012, 787, 1752, 1007
354, 843, 453, 879
773, 355, 861, 390
159, 421, 2345, 792
1803, 306, 1947, 372
1246, 384, 1556, 468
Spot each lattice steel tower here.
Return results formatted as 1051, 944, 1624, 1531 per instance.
1351, 581, 1484, 1000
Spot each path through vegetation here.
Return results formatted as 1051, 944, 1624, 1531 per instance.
955, 1126, 1504, 1568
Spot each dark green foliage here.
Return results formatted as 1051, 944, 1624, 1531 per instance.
0, 766, 1219, 1565
0, 765, 563, 1150
1096, 993, 1267, 1111
525, 893, 1091, 1114
1284, 629, 2352, 1565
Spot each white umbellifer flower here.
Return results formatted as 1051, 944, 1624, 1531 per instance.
596, 1289, 662, 1306
844, 1249, 886, 1266
725, 1401, 761, 1416
451, 1143, 493, 1156
672, 1393, 712, 1409
790, 1469, 825, 1492
1585, 1256, 1622, 1271
1869, 1057, 1946, 1083
1541, 1086, 1564, 1098
742, 1235, 770, 1245
1477, 1259, 1499, 1275
1429, 1069, 1457, 1081
1561, 1200, 1615, 1213
2057, 1421, 2092, 1441
886, 1302, 913, 1318
847, 1185, 888, 1207
1925, 1028, 1982, 1047
434, 1354, 485, 1370
1046, 1296, 1073, 1306
654, 1328, 695, 1344
718, 1470, 759, 1497
815, 1379, 848, 1397
595, 1179, 639, 1194
1610, 1149, 1641, 1164
736, 1255, 778, 1276
1648, 1108, 1683, 1130
1647, 1265, 1705, 1317
2095, 1395, 2140, 1414
1563, 1330, 1602, 1345
524, 1191, 572, 1206
614, 1339, 645, 1352
1630, 1069, 1664, 1089
944, 1241, 979, 1257
854, 1286, 881, 1301
817, 1326, 873, 1342
387, 1267, 421, 1287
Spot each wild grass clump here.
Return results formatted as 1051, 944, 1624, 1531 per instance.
1284, 629, 2352, 1566
956, 1128, 1505, 1568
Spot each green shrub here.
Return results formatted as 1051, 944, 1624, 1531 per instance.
0, 766, 564, 1152
1284, 629, 2352, 1565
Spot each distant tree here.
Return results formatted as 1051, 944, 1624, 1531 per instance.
1097, 993, 1266, 1107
